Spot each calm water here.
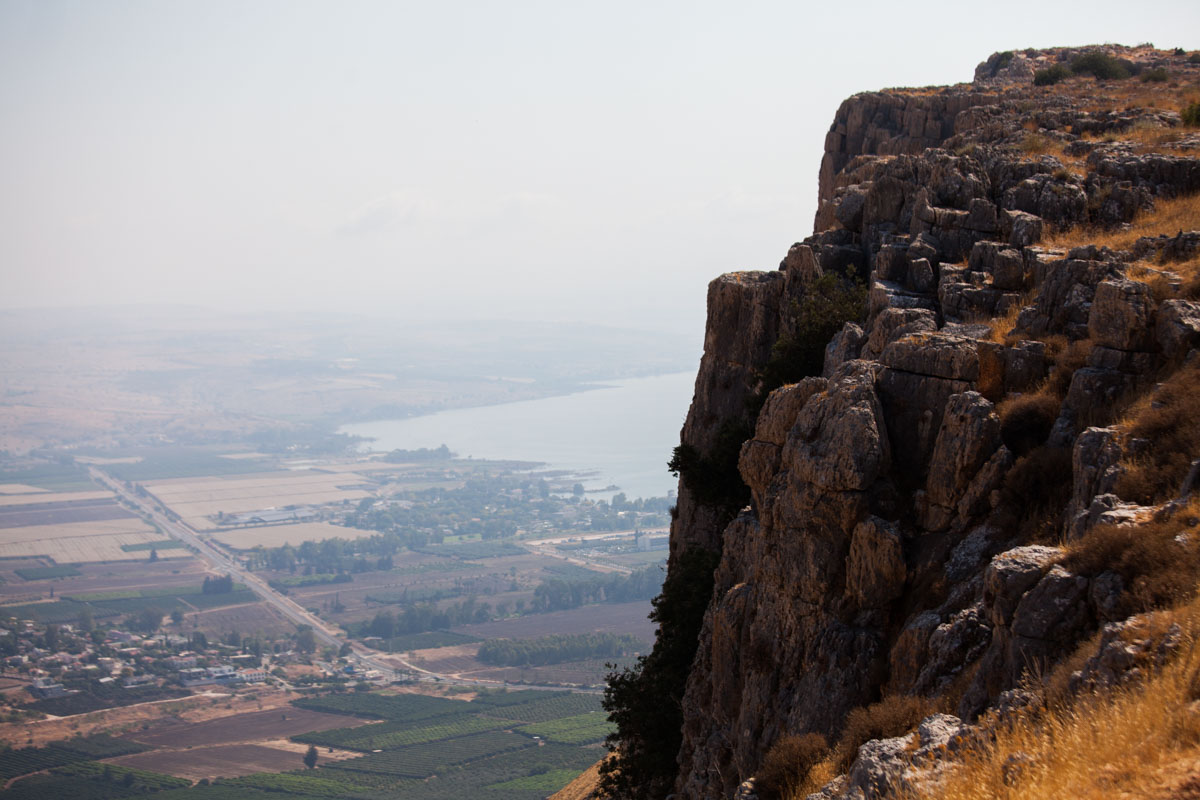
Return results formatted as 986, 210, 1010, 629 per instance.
340, 372, 696, 500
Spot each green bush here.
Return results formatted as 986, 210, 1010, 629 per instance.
1140, 67, 1169, 83
1034, 64, 1073, 86
757, 273, 867, 400
1189, 52, 1200, 64
667, 417, 753, 512
1183, 102, 1200, 128
1069, 52, 1132, 80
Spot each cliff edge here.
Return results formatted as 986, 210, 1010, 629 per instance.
597, 43, 1200, 800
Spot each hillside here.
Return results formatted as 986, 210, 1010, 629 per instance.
592, 44, 1200, 800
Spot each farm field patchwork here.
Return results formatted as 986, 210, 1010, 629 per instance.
1, 686, 612, 800
0, 520, 175, 563
0, 487, 180, 564
277, 689, 608, 798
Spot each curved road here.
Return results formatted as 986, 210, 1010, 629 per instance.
89, 467, 596, 694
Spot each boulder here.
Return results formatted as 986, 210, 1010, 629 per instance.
1087, 279, 1156, 352
983, 546, 1061, 628
862, 308, 938, 360
923, 392, 1001, 530
1156, 299, 1200, 361
788, 362, 891, 493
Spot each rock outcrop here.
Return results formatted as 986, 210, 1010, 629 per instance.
646, 43, 1200, 800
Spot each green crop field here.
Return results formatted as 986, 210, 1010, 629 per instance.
0, 735, 149, 781
292, 691, 466, 722
323, 730, 535, 778
478, 691, 604, 723
518, 711, 614, 745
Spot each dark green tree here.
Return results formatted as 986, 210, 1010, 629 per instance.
600, 547, 720, 799
303, 744, 318, 769
296, 625, 317, 654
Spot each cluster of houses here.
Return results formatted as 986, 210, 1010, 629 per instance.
1, 622, 275, 703
177, 663, 268, 687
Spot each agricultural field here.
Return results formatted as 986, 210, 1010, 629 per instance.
0, 486, 178, 563
181, 600, 296, 639
125, 706, 370, 749
277, 688, 607, 799
0, 557, 208, 599
143, 470, 373, 530
0, 684, 612, 798
0, 556, 276, 633
211, 521, 373, 550
518, 711, 614, 745
111, 743, 318, 780
453, 599, 657, 642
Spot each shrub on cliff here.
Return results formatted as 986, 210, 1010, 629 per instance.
995, 445, 1073, 541
757, 272, 867, 400
999, 393, 1060, 456
1069, 52, 1133, 80
756, 733, 828, 800
601, 546, 721, 800
668, 417, 753, 513
1034, 64, 1073, 86
1115, 365, 1200, 504
833, 694, 932, 771
1183, 101, 1200, 127
1063, 514, 1200, 617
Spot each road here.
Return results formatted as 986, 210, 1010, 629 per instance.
89, 467, 592, 694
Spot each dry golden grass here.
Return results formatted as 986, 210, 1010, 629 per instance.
1044, 192, 1200, 253
1062, 500, 1200, 617
548, 758, 606, 800
782, 602, 1200, 800
985, 291, 1035, 344
900, 599, 1200, 800
1113, 364, 1200, 504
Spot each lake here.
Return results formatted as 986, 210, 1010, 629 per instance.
340, 371, 696, 501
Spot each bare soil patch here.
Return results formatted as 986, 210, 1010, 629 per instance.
182, 600, 295, 639
111, 743, 314, 780
126, 706, 368, 748
408, 643, 483, 674
0, 500, 134, 528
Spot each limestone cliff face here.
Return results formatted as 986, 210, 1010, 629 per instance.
664, 44, 1200, 800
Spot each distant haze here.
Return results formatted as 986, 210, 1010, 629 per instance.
3, 1, 1197, 335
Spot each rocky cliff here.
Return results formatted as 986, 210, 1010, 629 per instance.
608, 44, 1200, 800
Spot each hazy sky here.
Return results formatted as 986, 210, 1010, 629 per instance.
3, 1, 1198, 334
